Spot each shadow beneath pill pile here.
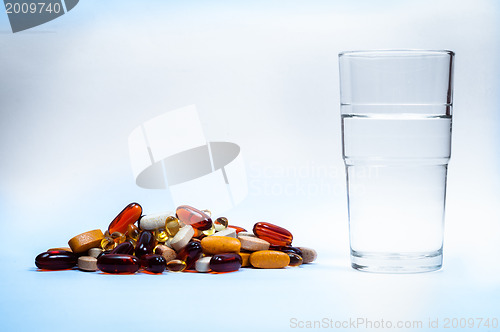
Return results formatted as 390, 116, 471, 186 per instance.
32, 267, 78, 272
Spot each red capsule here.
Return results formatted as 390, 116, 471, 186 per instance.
140, 254, 166, 273
210, 253, 242, 272
110, 241, 135, 255
227, 225, 247, 234
97, 254, 139, 274
135, 231, 155, 258
269, 245, 302, 257
176, 205, 212, 231
176, 240, 203, 270
108, 202, 142, 234
253, 222, 293, 246
35, 250, 78, 270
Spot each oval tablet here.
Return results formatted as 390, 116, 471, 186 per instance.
170, 225, 194, 251
201, 236, 241, 255
68, 229, 104, 254
249, 250, 290, 269
238, 236, 270, 252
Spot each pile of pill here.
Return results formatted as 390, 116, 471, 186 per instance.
35, 203, 317, 274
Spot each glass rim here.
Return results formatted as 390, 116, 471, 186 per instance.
338, 49, 454, 58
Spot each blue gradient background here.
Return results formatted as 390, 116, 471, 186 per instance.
0, 1, 499, 331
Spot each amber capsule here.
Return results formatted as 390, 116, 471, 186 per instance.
214, 217, 229, 229
253, 222, 293, 246
108, 202, 142, 234
126, 224, 140, 241
110, 241, 135, 255
269, 245, 302, 257
101, 236, 117, 251
166, 259, 187, 272
135, 231, 155, 258
97, 254, 139, 274
176, 205, 213, 231
165, 216, 180, 237
111, 232, 126, 244
154, 229, 169, 242
176, 240, 203, 269
210, 253, 242, 272
288, 253, 303, 266
35, 250, 78, 270
140, 254, 166, 273
228, 225, 247, 234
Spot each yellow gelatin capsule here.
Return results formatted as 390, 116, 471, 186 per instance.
214, 217, 228, 231
166, 259, 186, 272
202, 223, 216, 236
165, 216, 180, 237
126, 224, 140, 241
101, 237, 117, 251
155, 229, 169, 243
111, 232, 126, 244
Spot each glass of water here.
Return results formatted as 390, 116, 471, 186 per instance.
339, 50, 455, 273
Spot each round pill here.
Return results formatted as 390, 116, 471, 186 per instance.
170, 225, 194, 251
78, 256, 98, 272
88, 248, 103, 258
68, 229, 104, 254
297, 247, 317, 264
249, 250, 290, 269
238, 235, 270, 252
195, 256, 212, 273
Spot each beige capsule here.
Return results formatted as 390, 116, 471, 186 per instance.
297, 247, 317, 264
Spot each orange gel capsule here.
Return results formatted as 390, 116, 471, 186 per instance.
253, 222, 293, 246
227, 225, 247, 234
108, 203, 142, 234
176, 205, 212, 231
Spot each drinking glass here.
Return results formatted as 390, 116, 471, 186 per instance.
339, 50, 454, 273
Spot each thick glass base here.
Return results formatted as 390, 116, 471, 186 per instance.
350, 249, 443, 273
